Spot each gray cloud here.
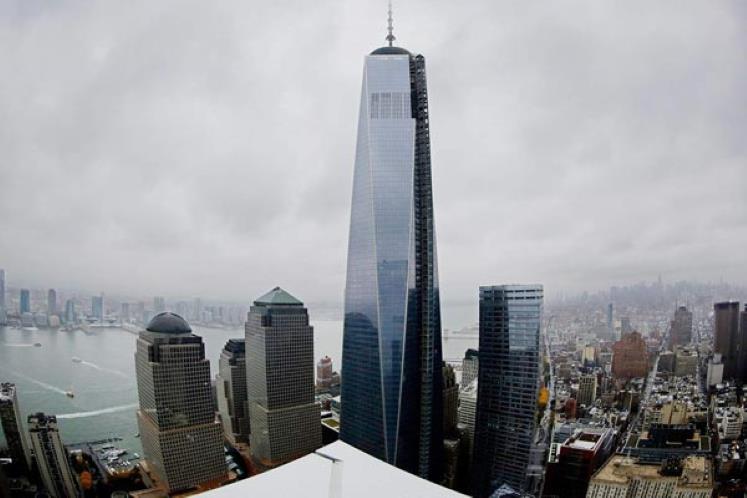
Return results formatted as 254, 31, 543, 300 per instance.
0, 0, 745, 308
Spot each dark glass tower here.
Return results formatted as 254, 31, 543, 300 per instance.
474, 285, 543, 496
340, 11, 444, 482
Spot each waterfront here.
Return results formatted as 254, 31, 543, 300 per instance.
0, 307, 477, 455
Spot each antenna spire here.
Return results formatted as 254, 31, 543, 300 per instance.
386, 1, 395, 47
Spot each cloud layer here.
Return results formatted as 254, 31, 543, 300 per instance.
1, 0, 745, 306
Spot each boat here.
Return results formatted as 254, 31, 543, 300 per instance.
33, 343, 42, 347
72, 357, 82, 363
65, 391, 74, 398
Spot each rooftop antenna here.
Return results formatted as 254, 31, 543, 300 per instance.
386, 1, 396, 47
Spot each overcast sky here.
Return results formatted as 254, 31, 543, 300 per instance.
1, 0, 745, 307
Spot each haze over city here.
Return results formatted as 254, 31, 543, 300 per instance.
1, 0, 745, 305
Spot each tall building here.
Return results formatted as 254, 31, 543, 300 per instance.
714, 302, 740, 381
606, 303, 613, 337
577, 374, 597, 408
47, 289, 57, 317
20, 289, 30, 314
27, 413, 78, 498
473, 285, 543, 496
316, 356, 334, 389
442, 363, 459, 436
153, 296, 165, 314
121, 302, 130, 322
340, 8, 444, 481
64, 299, 75, 323
216, 338, 249, 444
458, 379, 478, 464
246, 287, 321, 467
669, 306, 693, 348
461, 349, 479, 388
544, 428, 615, 498
0, 269, 5, 312
611, 331, 648, 379
0, 383, 31, 472
740, 305, 747, 383
135, 312, 226, 493
91, 294, 104, 321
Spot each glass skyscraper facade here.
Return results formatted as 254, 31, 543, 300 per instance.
340, 33, 444, 481
473, 284, 543, 497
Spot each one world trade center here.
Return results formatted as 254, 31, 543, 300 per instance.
340, 6, 444, 482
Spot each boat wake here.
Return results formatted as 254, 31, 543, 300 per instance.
56, 403, 138, 420
79, 360, 129, 379
0, 368, 68, 396
2, 343, 35, 348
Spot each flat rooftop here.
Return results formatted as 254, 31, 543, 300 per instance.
593, 456, 662, 485
201, 441, 466, 498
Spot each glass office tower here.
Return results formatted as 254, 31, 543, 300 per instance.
340, 25, 444, 481
474, 285, 543, 497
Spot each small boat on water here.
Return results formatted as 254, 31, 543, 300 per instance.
33, 343, 42, 347
72, 357, 82, 363
65, 390, 74, 398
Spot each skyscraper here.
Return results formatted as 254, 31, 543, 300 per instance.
216, 338, 249, 444
669, 306, 693, 348
20, 289, 30, 314
27, 413, 78, 498
473, 285, 543, 496
611, 331, 648, 379
245, 287, 321, 467
340, 7, 444, 481
47, 289, 57, 317
577, 374, 598, 408
461, 349, 479, 388
714, 302, 740, 381
606, 303, 613, 337
740, 306, 747, 383
135, 312, 226, 493
153, 296, 165, 314
64, 299, 75, 324
91, 294, 103, 321
0, 383, 31, 472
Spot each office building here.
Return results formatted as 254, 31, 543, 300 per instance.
47, 289, 57, 317
27, 413, 78, 498
577, 374, 597, 408
668, 306, 693, 348
246, 287, 321, 467
461, 349, 479, 387
674, 347, 697, 377
216, 338, 250, 444
739, 305, 747, 383
442, 363, 458, 436
340, 8, 444, 481
586, 455, 712, 498
91, 294, 103, 321
707, 353, 724, 387
316, 356, 334, 389
473, 285, 543, 496
606, 303, 613, 337
611, 331, 648, 379
458, 379, 478, 462
0, 383, 31, 472
20, 289, 30, 314
64, 299, 75, 324
714, 302, 740, 381
135, 312, 226, 493
545, 428, 615, 498
121, 302, 130, 322
153, 296, 165, 314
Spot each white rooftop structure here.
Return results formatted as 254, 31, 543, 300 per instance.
203, 441, 466, 498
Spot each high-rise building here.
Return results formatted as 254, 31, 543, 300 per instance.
473, 285, 543, 497
121, 302, 130, 322
669, 306, 693, 348
544, 428, 615, 498
458, 379, 478, 464
91, 295, 104, 321
740, 306, 747, 383
0, 383, 31, 472
193, 297, 202, 321
246, 287, 321, 467
442, 363, 459, 437
27, 413, 78, 498
340, 8, 444, 481
47, 289, 57, 317
316, 356, 334, 389
0, 269, 5, 312
64, 299, 75, 324
153, 296, 165, 314
577, 374, 597, 408
135, 312, 226, 493
20, 289, 30, 314
606, 303, 613, 337
611, 331, 648, 379
216, 338, 249, 444
461, 349, 479, 388
620, 316, 633, 337
714, 302, 740, 381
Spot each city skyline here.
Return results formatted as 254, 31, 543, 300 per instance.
1, 1, 744, 305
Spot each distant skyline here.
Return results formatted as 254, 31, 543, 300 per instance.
1, 1, 745, 306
